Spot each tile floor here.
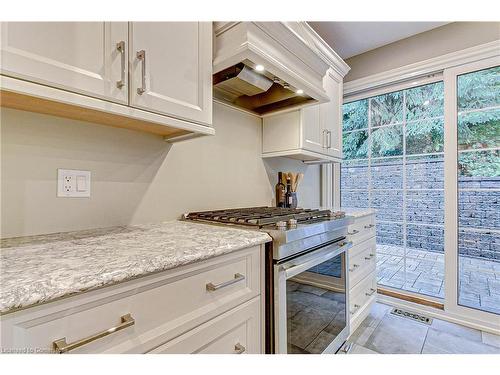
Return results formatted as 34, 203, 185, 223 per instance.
377, 244, 500, 314
344, 302, 500, 354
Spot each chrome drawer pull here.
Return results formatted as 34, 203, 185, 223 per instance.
364, 253, 375, 260
365, 288, 377, 296
136, 50, 146, 95
206, 273, 245, 291
234, 343, 246, 354
364, 224, 375, 229
349, 264, 359, 272
53, 313, 135, 353
116, 41, 126, 88
348, 229, 359, 235
350, 304, 361, 315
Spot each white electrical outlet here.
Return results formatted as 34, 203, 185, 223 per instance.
57, 169, 91, 197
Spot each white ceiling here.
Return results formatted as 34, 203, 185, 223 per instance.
308, 22, 450, 59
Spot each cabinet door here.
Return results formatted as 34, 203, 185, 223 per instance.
149, 298, 261, 354
301, 104, 325, 154
320, 71, 343, 159
129, 22, 212, 125
0, 22, 128, 104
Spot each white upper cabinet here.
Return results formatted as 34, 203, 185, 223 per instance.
320, 70, 343, 159
301, 105, 324, 155
0, 22, 128, 104
129, 22, 212, 125
262, 71, 345, 162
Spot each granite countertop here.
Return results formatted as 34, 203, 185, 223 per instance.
0, 221, 271, 314
342, 208, 376, 219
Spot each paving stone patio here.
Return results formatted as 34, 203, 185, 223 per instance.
376, 244, 500, 315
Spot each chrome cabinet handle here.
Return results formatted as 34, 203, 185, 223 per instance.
327, 130, 332, 149
136, 50, 146, 95
350, 304, 361, 315
364, 224, 375, 229
348, 229, 359, 235
116, 41, 126, 89
365, 288, 377, 297
234, 343, 246, 354
322, 129, 327, 148
206, 273, 245, 291
349, 264, 359, 272
53, 313, 135, 353
364, 253, 375, 260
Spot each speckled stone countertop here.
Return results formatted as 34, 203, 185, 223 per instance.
0, 221, 271, 314
342, 208, 376, 219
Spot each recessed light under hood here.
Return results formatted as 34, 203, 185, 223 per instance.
213, 61, 314, 115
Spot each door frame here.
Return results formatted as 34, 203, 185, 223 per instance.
443, 55, 500, 331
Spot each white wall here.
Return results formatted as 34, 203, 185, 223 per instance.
0, 103, 320, 238
345, 22, 500, 82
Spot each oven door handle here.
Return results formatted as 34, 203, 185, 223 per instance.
281, 241, 352, 279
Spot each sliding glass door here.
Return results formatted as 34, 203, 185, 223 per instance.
341, 55, 499, 327
444, 57, 500, 323
342, 80, 445, 299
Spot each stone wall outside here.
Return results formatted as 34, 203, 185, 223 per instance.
341, 158, 499, 261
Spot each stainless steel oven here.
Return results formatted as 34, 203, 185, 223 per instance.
183, 207, 353, 354
273, 240, 352, 354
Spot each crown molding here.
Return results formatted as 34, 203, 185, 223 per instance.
299, 22, 351, 77
344, 40, 500, 98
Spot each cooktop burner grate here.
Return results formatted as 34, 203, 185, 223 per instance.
185, 207, 338, 227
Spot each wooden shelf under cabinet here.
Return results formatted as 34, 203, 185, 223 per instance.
0, 90, 192, 139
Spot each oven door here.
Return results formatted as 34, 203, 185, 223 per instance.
274, 240, 352, 354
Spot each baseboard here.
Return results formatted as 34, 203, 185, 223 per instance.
377, 288, 444, 310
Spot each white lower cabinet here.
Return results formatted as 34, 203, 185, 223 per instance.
0, 245, 264, 354
346, 211, 378, 334
149, 297, 260, 354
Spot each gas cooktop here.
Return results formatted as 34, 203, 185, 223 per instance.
184, 207, 345, 228
184, 206, 352, 261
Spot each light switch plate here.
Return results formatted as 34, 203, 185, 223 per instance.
57, 169, 91, 198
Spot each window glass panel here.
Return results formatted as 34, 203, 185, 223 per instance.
458, 108, 500, 151
371, 158, 403, 189
343, 99, 368, 131
340, 159, 369, 190
406, 119, 444, 155
406, 81, 444, 121
371, 190, 403, 222
342, 130, 368, 159
406, 190, 444, 225
458, 66, 500, 111
406, 155, 444, 189
458, 149, 500, 179
341, 190, 370, 208
457, 65, 500, 315
370, 91, 403, 126
406, 224, 444, 253
371, 125, 403, 157
459, 190, 500, 230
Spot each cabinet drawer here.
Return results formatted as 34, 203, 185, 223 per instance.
149, 297, 261, 354
348, 240, 376, 288
346, 214, 375, 245
1, 246, 261, 354
349, 271, 377, 318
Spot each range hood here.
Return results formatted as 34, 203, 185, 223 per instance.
213, 22, 331, 115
